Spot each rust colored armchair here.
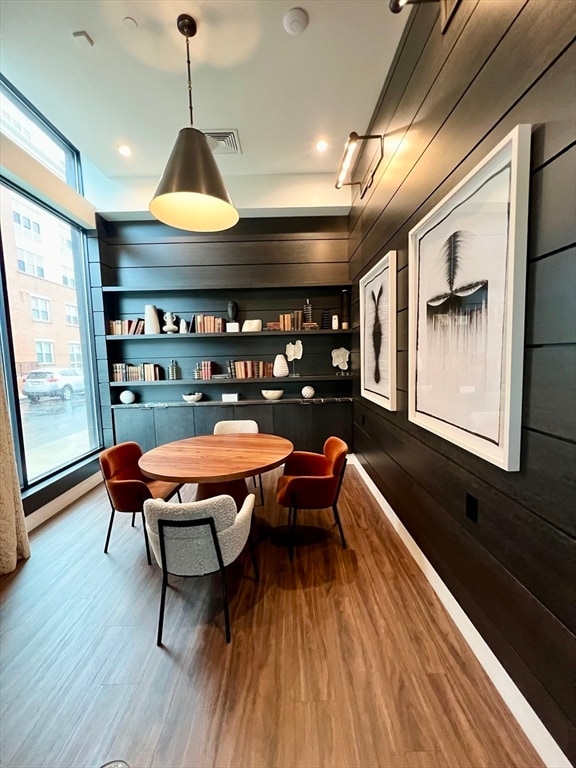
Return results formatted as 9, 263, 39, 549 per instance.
276, 436, 348, 560
99, 441, 182, 564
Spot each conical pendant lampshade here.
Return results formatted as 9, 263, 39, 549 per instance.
150, 127, 238, 232
149, 15, 239, 232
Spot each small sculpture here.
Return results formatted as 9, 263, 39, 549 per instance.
331, 347, 350, 373
144, 304, 160, 335
301, 386, 315, 399
162, 311, 178, 334
179, 317, 188, 333
227, 301, 238, 321
286, 339, 303, 376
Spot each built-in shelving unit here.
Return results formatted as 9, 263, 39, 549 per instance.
97, 281, 353, 451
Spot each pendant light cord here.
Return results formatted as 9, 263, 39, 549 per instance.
185, 33, 193, 126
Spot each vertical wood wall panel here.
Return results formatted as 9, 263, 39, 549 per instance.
349, 1, 576, 760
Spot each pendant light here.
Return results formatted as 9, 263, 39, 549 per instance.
149, 14, 239, 232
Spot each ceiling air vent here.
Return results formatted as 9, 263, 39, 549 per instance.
204, 130, 242, 155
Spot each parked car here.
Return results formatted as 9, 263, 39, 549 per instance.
22, 368, 85, 402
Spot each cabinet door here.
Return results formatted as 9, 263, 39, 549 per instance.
233, 404, 274, 433
113, 407, 156, 452
154, 406, 196, 446
194, 404, 236, 435
272, 401, 352, 453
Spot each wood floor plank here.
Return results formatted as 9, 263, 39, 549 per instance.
0, 465, 545, 768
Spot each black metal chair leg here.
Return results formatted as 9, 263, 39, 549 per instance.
157, 572, 168, 646
176, 489, 182, 502
104, 508, 115, 553
220, 566, 231, 643
332, 502, 347, 549
131, 513, 136, 527
141, 511, 152, 565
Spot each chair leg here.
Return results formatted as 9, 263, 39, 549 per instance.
157, 571, 168, 646
104, 508, 115, 553
332, 502, 347, 549
176, 489, 182, 502
257, 474, 264, 506
219, 566, 231, 643
247, 531, 259, 582
141, 511, 152, 565
131, 513, 136, 527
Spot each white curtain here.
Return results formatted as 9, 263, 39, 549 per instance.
0, 358, 30, 574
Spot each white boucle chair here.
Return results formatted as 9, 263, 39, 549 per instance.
213, 419, 264, 505
144, 493, 257, 645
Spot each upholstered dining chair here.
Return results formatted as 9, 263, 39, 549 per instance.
143, 493, 258, 645
276, 436, 348, 560
213, 419, 264, 505
99, 441, 182, 564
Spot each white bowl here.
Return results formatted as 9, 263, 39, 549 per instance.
182, 392, 202, 403
261, 389, 284, 400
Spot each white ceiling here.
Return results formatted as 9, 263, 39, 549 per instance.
0, 0, 409, 219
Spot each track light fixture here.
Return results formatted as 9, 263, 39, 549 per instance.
335, 132, 384, 199
389, 0, 439, 13
149, 14, 239, 232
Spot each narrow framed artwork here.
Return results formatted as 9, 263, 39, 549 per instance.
408, 125, 531, 471
360, 250, 397, 411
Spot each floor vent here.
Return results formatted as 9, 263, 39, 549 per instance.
204, 130, 242, 155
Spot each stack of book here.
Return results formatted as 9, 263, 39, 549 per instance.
195, 315, 224, 333
201, 360, 212, 379
111, 362, 161, 381
227, 360, 274, 379
107, 319, 144, 335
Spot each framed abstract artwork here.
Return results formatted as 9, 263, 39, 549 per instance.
360, 250, 397, 411
408, 124, 531, 471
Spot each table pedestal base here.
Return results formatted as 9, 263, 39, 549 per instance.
195, 479, 250, 511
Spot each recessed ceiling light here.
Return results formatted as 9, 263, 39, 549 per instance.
316, 140, 328, 152
118, 145, 132, 157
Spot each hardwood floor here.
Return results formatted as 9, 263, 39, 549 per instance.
0, 465, 543, 768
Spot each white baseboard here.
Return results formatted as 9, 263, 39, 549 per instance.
25, 472, 102, 532
348, 455, 573, 768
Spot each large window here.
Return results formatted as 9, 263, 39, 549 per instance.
0, 79, 100, 489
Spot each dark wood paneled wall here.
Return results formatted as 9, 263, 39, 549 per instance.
349, 0, 575, 760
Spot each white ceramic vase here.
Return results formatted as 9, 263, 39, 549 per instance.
273, 353, 289, 377
144, 304, 160, 335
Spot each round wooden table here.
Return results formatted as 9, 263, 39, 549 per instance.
138, 433, 294, 508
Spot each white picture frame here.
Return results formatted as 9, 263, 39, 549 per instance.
408, 124, 531, 471
360, 250, 397, 411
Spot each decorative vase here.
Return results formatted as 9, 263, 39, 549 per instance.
179, 317, 188, 333
301, 386, 315, 399
144, 304, 160, 335
162, 311, 178, 334
273, 353, 289, 377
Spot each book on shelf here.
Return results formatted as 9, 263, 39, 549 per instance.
227, 359, 274, 379
111, 361, 161, 382
107, 318, 144, 335
195, 315, 224, 333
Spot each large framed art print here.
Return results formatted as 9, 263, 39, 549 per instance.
360, 250, 397, 411
408, 125, 531, 471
